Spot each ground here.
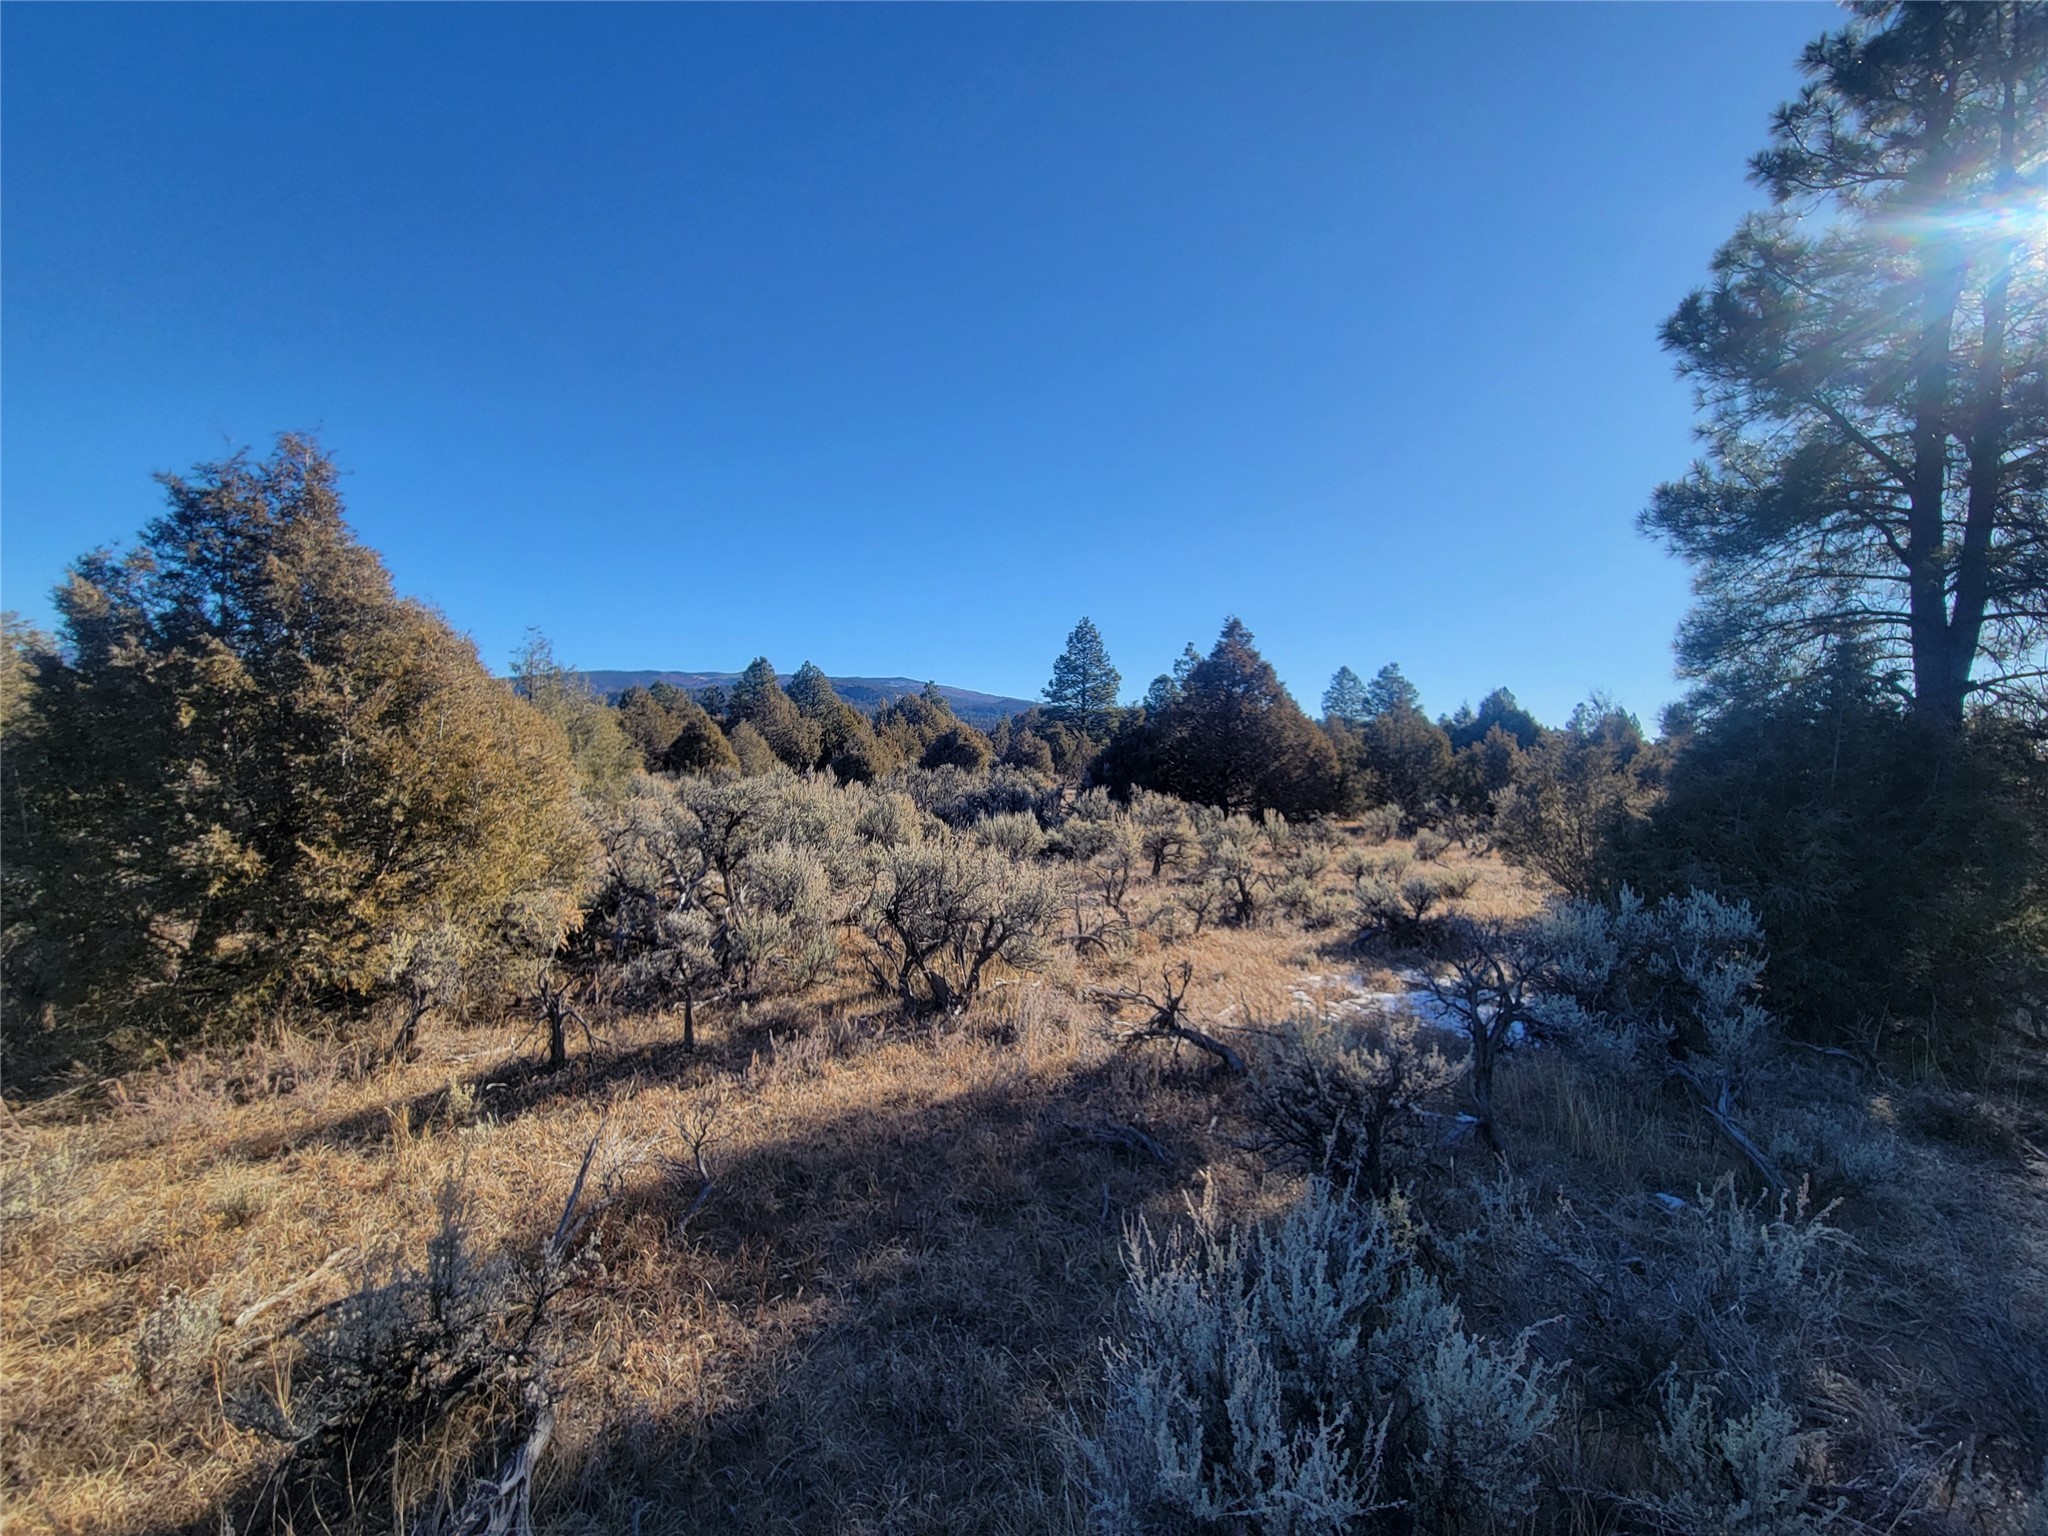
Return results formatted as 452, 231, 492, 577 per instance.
4, 833, 2044, 1534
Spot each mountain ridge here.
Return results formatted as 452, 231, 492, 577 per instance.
577, 670, 1036, 729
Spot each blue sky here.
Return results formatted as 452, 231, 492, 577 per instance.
3, 2, 1839, 726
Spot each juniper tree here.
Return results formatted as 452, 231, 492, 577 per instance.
1646, 1, 2048, 728
1141, 642, 1203, 714
725, 657, 819, 770
1044, 616, 1122, 738
785, 661, 840, 719
662, 698, 741, 777
615, 684, 695, 771
1145, 618, 1339, 818
1362, 702, 1456, 824
511, 631, 638, 797
8, 437, 591, 1055
1443, 687, 1542, 751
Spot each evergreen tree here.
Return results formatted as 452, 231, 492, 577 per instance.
662, 698, 741, 777
874, 686, 993, 772
1141, 644, 1199, 714
616, 683, 696, 771
784, 664, 888, 782
6, 438, 591, 1058
727, 720, 782, 777
1145, 618, 1338, 817
1322, 665, 1370, 724
1044, 617, 1122, 738
1647, 2, 2048, 728
511, 631, 638, 797
1363, 663, 1422, 719
726, 657, 781, 725
1362, 701, 1455, 823
1443, 687, 1542, 752
1495, 696, 1664, 897
785, 661, 841, 719
725, 657, 819, 770
1612, 652, 2046, 1047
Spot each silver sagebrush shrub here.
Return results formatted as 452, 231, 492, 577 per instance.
1642, 1380, 1839, 1536
1080, 1178, 1556, 1535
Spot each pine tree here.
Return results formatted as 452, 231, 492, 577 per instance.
1322, 666, 1370, 723
1044, 617, 1122, 738
1646, 2, 2048, 727
1363, 663, 1422, 719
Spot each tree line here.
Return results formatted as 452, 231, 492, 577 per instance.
2, 0, 2042, 1075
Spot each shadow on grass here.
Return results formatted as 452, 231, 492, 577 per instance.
537, 1055, 1217, 1535
156, 1028, 1226, 1536
221, 1000, 885, 1164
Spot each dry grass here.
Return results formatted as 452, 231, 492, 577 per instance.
7, 827, 2043, 1533
5, 825, 1453, 1536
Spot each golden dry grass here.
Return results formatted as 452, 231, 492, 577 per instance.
6, 826, 1493, 1535
14, 827, 2038, 1534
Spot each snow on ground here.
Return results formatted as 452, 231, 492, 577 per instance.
1284, 970, 1466, 1037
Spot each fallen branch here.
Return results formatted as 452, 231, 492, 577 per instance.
1094, 962, 1247, 1076
233, 1246, 358, 1334
1062, 1119, 1174, 1166
1669, 1062, 1788, 1189
415, 1383, 553, 1536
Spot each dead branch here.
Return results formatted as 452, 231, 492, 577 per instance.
1093, 961, 1247, 1076
232, 1246, 358, 1336
1060, 1119, 1175, 1166
1668, 1061, 1789, 1189
414, 1383, 553, 1536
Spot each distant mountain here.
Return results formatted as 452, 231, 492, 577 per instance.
577, 670, 1036, 729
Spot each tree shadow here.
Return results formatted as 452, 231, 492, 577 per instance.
538, 1055, 1212, 1534
155, 1022, 1220, 1535
222, 1001, 852, 1164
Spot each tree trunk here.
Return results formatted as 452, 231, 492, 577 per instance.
1945, 39, 2022, 723
1906, 21, 1968, 732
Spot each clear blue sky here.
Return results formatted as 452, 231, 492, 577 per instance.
3, 2, 1839, 726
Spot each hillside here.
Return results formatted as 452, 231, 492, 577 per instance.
578, 670, 1035, 728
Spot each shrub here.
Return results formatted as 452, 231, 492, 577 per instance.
1639, 1381, 1837, 1536
1534, 887, 1774, 1086
859, 832, 1067, 1012
1248, 1016, 1462, 1193
1130, 789, 1195, 877
1079, 1178, 1557, 1535
1355, 804, 1403, 845
1352, 862, 1466, 950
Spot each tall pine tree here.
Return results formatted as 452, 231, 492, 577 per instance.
1647, 2, 2048, 727
1322, 666, 1370, 723
1044, 617, 1122, 738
